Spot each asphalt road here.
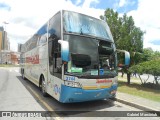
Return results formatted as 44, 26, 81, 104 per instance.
0, 67, 159, 120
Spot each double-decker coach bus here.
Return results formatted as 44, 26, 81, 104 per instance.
21, 10, 130, 103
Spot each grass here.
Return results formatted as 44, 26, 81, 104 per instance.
118, 81, 160, 102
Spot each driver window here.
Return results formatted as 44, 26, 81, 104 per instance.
48, 37, 62, 78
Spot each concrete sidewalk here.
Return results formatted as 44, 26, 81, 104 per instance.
116, 92, 160, 111
117, 74, 160, 112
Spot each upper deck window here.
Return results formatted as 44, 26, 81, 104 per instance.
63, 10, 113, 41
38, 34, 47, 46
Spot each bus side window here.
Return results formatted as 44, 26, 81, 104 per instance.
48, 40, 54, 74
38, 35, 47, 46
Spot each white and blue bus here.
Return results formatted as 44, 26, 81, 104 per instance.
21, 10, 130, 103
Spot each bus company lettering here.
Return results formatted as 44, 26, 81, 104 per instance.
96, 79, 112, 83
26, 55, 39, 64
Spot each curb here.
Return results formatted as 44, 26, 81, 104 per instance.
115, 97, 159, 112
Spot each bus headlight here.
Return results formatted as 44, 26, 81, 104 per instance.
64, 81, 81, 88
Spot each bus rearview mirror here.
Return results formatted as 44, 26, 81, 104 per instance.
124, 51, 130, 66
58, 40, 70, 62
116, 49, 130, 66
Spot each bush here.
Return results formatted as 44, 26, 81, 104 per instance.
129, 60, 160, 85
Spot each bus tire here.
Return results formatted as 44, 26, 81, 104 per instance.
41, 75, 48, 97
22, 69, 26, 80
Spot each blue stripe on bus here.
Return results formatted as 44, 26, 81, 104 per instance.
59, 84, 117, 103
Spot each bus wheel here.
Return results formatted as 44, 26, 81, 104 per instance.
22, 70, 26, 80
41, 76, 48, 97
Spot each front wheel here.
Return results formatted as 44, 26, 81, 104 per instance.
41, 76, 48, 97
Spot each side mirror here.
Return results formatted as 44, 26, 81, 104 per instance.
124, 51, 130, 66
116, 49, 130, 66
58, 40, 70, 62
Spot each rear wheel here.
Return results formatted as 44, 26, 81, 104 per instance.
21, 69, 26, 80
41, 76, 48, 97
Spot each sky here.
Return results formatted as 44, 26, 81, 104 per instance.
0, 0, 160, 51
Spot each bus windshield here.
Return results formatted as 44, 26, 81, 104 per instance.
64, 35, 117, 78
63, 10, 113, 41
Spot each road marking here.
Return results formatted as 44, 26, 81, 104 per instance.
27, 86, 62, 120
15, 70, 19, 73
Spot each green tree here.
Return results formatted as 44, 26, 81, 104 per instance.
141, 48, 154, 62
101, 8, 145, 84
101, 9, 144, 54
100, 8, 122, 45
140, 48, 160, 62
152, 51, 160, 60
129, 60, 160, 85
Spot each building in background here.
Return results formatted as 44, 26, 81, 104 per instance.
0, 31, 2, 51
11, 52, 20, 64
0, 50, 20, 64
0, 27, 4, 51
0, 26, 10, 51
0, 26, 13, 64
18, 43, 23, 52
0, 25, 20, 65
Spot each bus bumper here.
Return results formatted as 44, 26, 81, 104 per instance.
59, 84, 117, 103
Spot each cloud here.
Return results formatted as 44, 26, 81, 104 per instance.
127, 0, 160, 51
75, 0, 82, 5
119, 0, 127, 7
82, 0, 99, 8
1, 0, 159, 52
0, 0, 104, 51
118, 0, 135, 8
113, 0, 119, 10
0, 2, 11, 11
